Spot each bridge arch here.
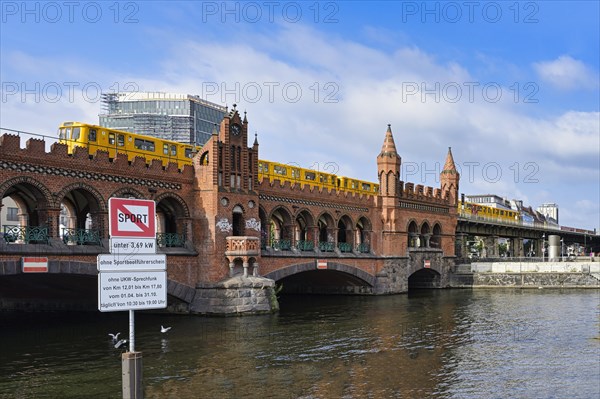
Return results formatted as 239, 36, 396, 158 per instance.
294, 208, 315, 244
408, 267, 441, 290
337, 214, 355, 249
155, 192, 192, 239
0, 176, 55, 232
316, 211, 336, 243
408, 220, 419, 247
55, 182, 107, 239
355, 216, 372, 251
268, 206, 293, 248
264, 261, 376, 287
431, 223, 442, 248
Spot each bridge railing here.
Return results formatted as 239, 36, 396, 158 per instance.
62, 228, 102, 246
156, 233, 186, 248
318, 241, 335, 252
271, 239, 292, 251
337, 242, 352, 253
3, 225, 49, 244
296, 240, 314, 251
356, 243, 370, 253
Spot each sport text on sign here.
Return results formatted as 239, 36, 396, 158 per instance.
109, 198, 156, 238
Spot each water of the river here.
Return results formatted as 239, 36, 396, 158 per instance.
0, 289, 598, 399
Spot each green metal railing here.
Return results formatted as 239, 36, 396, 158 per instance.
319, 241, 335, 252
271, 239, 292, 250
156, 233, 186, 247
338, 242, 353, 253
3, 225, 48, 244
357, 243, 370, 253
62, 228, 101, 245
296, 240, 315, 251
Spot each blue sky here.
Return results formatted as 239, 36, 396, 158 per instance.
1, 1, 599, 230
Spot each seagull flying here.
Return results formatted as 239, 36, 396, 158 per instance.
108, 332, 121, 342
114, 339, 127, 349
161, 325, 172, 333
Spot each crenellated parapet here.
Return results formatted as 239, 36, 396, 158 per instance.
256, 176, 377, 207
399, 180, 451, 205
0, 134, 194, 182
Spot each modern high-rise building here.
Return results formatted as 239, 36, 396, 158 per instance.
537, 203, 559, 224
99, 92, 227, 146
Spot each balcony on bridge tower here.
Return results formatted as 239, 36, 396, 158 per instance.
225, 236, 260, 277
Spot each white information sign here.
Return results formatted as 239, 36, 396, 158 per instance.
97, 254, 166, 272
110, 238, 156, 254
98, 270, 167, 312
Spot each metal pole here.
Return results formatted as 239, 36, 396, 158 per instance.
129, 310, 135, 353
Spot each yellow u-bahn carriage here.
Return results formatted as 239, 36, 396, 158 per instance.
58, 122, 200, 170
459, 201, 520, 223
58, 122, 380, 196
258, 160, 379, 196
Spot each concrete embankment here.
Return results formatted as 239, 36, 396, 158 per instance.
449, 262, 600, 288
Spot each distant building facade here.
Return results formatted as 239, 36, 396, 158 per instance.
537, 203, 559, 224
464, 194, 512, 209
99, 92, 226, 146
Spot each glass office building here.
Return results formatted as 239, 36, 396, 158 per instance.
99, 92, 226, 145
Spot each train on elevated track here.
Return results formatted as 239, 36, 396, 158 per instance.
58, 122, 380, 197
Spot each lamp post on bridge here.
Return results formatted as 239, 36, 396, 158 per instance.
560, 238, 564, 262
542, 233, 545, 262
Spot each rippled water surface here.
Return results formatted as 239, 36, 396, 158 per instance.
1, 289, 599, 398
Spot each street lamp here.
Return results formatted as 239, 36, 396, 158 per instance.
542, 233, 545, 262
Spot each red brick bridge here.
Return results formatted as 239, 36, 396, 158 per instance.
0, 109, 459, 313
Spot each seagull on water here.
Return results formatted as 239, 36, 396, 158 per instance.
114, 339, 127, 349
108, 332, 121, 342
161, 325, 172, 333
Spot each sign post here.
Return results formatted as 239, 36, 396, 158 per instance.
99, 198, 165, 399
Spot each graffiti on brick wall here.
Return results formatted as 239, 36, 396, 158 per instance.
245, 218, 261, 232
216, 218, 232, 232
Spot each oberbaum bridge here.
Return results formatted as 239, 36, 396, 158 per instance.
0, 109, 598, 314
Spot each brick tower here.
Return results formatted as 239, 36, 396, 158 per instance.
377, 124, 404, 255
440, 147, 459, 206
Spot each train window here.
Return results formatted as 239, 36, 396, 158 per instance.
117, 135, 125, 147
362, 183, 371, 191
185, 148, 193, 158
58, 128, 66, 140
500, 211, 504, 215
89, 129, 97, 142
305, 172, 315, 181
171, 145, 177, 156
291, 168, 300, 179
163, 144, 169, 155
134, 138, 155, 151
109, 133, 115, 145
72, 127, 80, 140
274, 165, 287, 175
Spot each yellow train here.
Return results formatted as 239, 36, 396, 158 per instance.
258, 160, 379, 196
58, 122, 379, 196
58, 122, 199, 169
458, 201, 520, 223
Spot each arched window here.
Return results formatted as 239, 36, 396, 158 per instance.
232, 205, 244, 236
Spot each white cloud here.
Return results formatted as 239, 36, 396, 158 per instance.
1, 24, 598, 230
533, 55, 599, 90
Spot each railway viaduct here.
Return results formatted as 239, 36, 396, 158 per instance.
0, 108, 460, 314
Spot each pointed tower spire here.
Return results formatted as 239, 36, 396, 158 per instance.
442, 147, 457, 174
377, 124, 401, 198
379, 124, 398, 158
440, 147, 460, 205
253, 132, 259, 146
